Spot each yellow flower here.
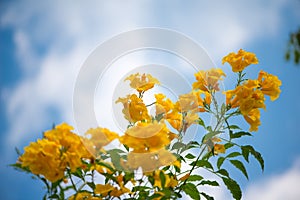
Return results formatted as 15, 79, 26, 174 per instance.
119, 122, 175, 152
155, 93, 174, 115
20, 139, 65, 182
258, 70, 282, 101
94, 184, 115, 196
153, 170, 178, 188
126, 149, 176, 172
193, 68, 226, 92
214, 144, 226, 154
44, 123, 92, 172
222, 49, 259, 72
176, 92, 199, 112
116, 94, 151, 123
85, 127, 119, 150
166, 110, 183, 131
125, 73, 160, 93
244, 108, 261, 132
93, 162, 114, 174
225, 80, 265, 115
68, 192, 99, 200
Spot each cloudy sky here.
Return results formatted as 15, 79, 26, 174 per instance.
1, 0, 300, 199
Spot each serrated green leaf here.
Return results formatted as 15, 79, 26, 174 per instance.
216, 169, 229, 177
241, 146, 250, 162
201, 192, 214, 200
241, 145, 264, 171
226, 152, 241, 158
222, 177, 242, 200
182, 183, 200, 200
185, 153, 196, 159
187, 175, 203, 182
224, 143, 234, 150
230, 131, 252, 139
229, 160, 249, 179
192, 160, 213, 170
217, 157, 225, 169
199, 180, 219, 186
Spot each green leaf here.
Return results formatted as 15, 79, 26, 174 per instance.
87, 182, 96, 190
132, 186, 151, 192
160, 171, 166, 188
222, 177, 242, 200
172, 142, 186, 150
228, 125, 241, 130
229, 160, 249, 179
48, 194, 60, 199
241, 146, 250, 162
203, 130, 223, 142
216, 169, 229, 177
224, 143, 234, 150
192, 160, 213, 170
217, 157, 225, 169
201, 192, 214, 200
182, 183, 200, 200
199, 180, 219, 186
149, 193, 163, 199
226, 152, 241, 158
185, 153, 196, 159
230, 131, 252, 139
15, 147, 22, 156
241, 145, 264, 171
198, 117, 206, 127
10, 163, 31, 173
187, 175, 203, 182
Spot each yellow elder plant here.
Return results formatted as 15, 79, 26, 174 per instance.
12, 49, 281, 200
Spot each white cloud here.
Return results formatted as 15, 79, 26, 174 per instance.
0, 0, 295, 153
244, 158, 300, 200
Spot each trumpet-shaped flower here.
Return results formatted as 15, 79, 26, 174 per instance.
85, 127, 119, 150
119, 122, 175, 152
193, 68, 226, 92
20, 139, 65, 182
126, 149, 176, 172
222, 49, 259, 72
116, 94, 151, 123
125, 73, 160, 93
258, 70, 282, 101
244, 108, 261, 132
153, 170, 178, 188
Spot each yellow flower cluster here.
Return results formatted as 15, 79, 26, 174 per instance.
224, 50, 281, 131
15, 49, 281, 200
120, 122, 177, 171
20, 123, 92, 182
222, 49, 259, 72
94, 174, 131, 198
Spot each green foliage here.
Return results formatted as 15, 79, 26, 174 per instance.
182, 183, 200, 200
286, 27, 300, 65
222, 177, 242, 200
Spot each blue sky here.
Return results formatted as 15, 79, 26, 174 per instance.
1, 1, 300, 199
